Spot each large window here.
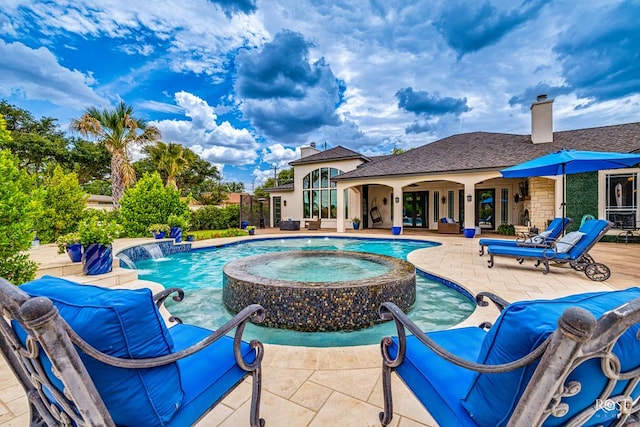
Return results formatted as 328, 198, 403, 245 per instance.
303, 168, 343, 219
605, 172, 637, 229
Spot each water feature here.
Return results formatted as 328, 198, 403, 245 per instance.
130, 237, 475, 347
117, 253, 137, 270
141, 243, 165, 260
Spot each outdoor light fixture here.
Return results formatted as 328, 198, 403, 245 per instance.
283, 200, 287, 206
467, 194, 472, 202
395, 196, 400, 203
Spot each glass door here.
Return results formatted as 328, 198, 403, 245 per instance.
476, 189, 495, 230
403, 191, 428, 228
272, 196, 281, 226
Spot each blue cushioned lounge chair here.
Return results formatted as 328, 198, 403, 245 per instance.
478, 217, 572, 256
379, 288, 640, 426
0, 275, 266, 427
487, 219, 613, 281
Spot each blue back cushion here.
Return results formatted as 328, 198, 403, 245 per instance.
20, 276, 184, 426
462, 288, 640, 426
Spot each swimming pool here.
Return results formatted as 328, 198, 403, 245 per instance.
132, 237, 475, 347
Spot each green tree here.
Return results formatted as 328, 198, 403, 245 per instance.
254, 168, 293, 198
119, 172, 190, 236
68, 137, 111, 185
0, 101, 70, 175
70, 101, 161, 208
37, 165, 88, 243
0, 142, 41, 283
144, 141, 194, 189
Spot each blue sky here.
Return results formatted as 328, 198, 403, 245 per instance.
1, 1, 639, 190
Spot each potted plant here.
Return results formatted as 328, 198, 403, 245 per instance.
351, 217, 361, 230
56, 232, 82, 262
246, 225, 256, 236
148, 224, 170, 239
78, 217, 123, 275
167, 214, 188, 243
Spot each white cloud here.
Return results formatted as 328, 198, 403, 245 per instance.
260, 143, 299, 169
0, 40, 106, 108
151, 91, 260, 166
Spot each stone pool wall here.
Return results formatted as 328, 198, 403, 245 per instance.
223, 250, 416, 332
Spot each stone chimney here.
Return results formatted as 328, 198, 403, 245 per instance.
300, 142, 321, 158
530, 94, 553, 144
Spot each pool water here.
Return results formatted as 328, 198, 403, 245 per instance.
133, 237, 475, 347
245, 253, 390, 282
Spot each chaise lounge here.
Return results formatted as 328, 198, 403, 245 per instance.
478, 217, 572, 256
379, 288, 640, 426
486, 219, 613, 281
0, 275, 266, 427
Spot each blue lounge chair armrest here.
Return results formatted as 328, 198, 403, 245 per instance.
153, 287, 185, 307
379, 302, 548, 373
475, 291, 510, 311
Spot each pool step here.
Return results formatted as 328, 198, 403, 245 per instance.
59, 267, 139, 288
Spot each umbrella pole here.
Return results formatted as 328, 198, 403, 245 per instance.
562, 164, 566, 235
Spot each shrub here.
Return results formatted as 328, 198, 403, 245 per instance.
37, 165, 88, 243
119, 173, 190, 236
148, 224, 170, 234
78, 216, 123, 246
497, 223, 516, 235
0, 148, 42, 284
56, 232, 81, 254
190, 205, 240, 231
167, 214, 188, 229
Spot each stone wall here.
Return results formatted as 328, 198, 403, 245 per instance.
523, 177, 556, 231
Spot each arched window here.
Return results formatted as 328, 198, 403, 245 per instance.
302, 168, 343, 218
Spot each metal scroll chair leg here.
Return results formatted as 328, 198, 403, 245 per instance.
570, 254, 594, 272
379, 361, 394, 426
479, 245, 485, 256
487, 255, 494, 268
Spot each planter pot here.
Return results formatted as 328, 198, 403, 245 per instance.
353, 222, 360, 230
241, 221, 249, 229
391, 226, 402, 235
169, 226, 182, 243
463, 228, 476, 238
82, 243, 113, 275
152, 231, 166, 239
186, 234, 195, 242
66, 243, 83, 263
248, 229, 255, 235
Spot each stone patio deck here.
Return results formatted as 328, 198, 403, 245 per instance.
1, 229, 639, 426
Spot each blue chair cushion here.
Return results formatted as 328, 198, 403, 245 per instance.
462, 288, 640, 427
390, 327, 486, 427
166, 323, 254, 427
20, 275, 183, 427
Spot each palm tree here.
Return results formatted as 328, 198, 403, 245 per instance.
144, 141, 193, 189
70, 102, 160, 208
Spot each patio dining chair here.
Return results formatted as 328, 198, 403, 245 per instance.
0, 275, 266, 427
478, 217, 572, 256
379, 287, 640, 426
486, 219, 613, 281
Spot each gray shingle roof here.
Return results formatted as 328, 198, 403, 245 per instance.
289, 146, 369, 166
335, 122, 640, 180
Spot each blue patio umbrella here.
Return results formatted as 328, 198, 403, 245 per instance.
501, 149, 640, 225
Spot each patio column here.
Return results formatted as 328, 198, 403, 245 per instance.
464, 184, 475, 231
393, 185, 403, 233
337, 184, 345, 232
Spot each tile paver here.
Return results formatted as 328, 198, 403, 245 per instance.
1, 229, 639, 426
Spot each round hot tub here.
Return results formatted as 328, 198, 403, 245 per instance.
222, 250, 416, 332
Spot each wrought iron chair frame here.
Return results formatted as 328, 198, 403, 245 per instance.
379, 293, 640, 426
0, 277, 266, 427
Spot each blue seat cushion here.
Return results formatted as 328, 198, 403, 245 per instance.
462, 288, 640, 427
20, 276, 183, 427
487, 244, 573, 261
166, 323, 254, 427
390, 327, 486, 427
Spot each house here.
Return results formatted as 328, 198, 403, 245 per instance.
266, 97, 640, 234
